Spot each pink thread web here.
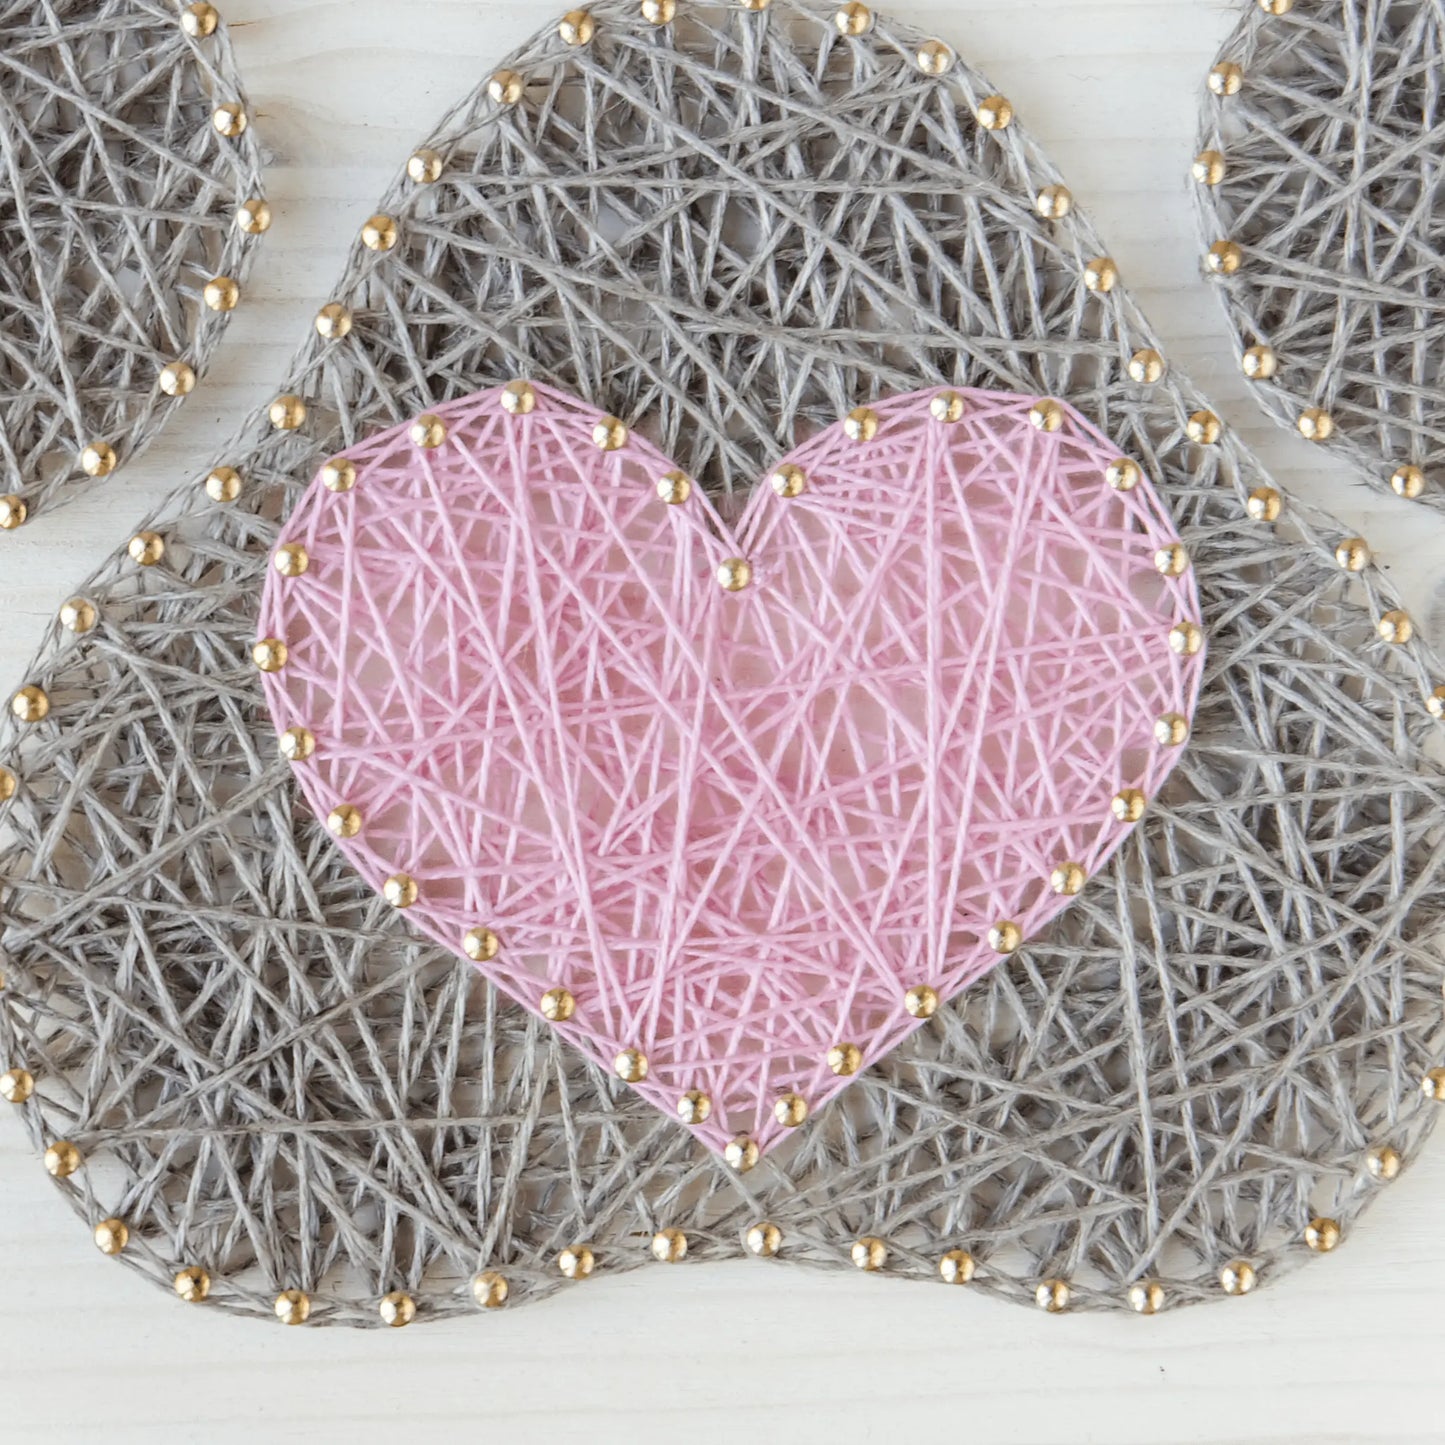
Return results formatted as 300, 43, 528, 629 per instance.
257, 383, 1204, 1156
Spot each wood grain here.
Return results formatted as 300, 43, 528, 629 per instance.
2, 2, 1444, 1440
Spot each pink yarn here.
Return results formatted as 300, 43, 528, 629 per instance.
257, 383, 1204, 1156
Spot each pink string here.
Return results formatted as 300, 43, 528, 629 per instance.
257, 383, 1204, 1155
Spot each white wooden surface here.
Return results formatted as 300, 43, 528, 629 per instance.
3, 2, 1445, 1440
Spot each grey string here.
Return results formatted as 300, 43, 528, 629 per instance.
0, 0, 1442, 1327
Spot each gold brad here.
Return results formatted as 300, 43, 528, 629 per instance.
827, 1042, 863, 1076
676, 1089, 712, 1124
851, 1237, 887, 1272
0, 767, 15, 803
843, 406, 879, 442
0, 1067, 34, 1103
235, 198, 272, 234
1335, 538, 1370, 572
327, 804, 362, 838
379, 1292, 416, 1328
80, 441, 118, 477
1035, 185, 1072, 219
1155, 542, 1190, 577
1128, 350, 1164, 385
657, 471, 693, 505
1391, 464, 1426, 499
205, 466, 242, 503
315, 302, 352, 340
11, 686, 50, 724
1154, 713, 1189, 746
1112, 789, 1147, 823
557, 1245, 595, 1279
916, 40, 952, 76
1192, 149, 1227, 185
1050, 861, 1086, 896
410, 414, 447, 449
211, 102, 247, 138
559, 9, 596, 44
408, 149, 445, 184
383, 875, 419, 909
930, 391, 966, 423
1083, 257, 1118, 293
361, 214, 399, 252
1206, 240, 1243, 275
489, 70, 525, 105
129, 531, 165, 566
1128, 1281, 1165, 1315
740, 0, 771, 9
278, 727, 315, 763
322, 458, 357, 493
592, 416, 628, 451
1428, 686, 1445, 721
1028, 399, 1064, 433
1169, 621, 1204, 656
0, 495, 28, 530
1259, 0, 1294, 14
203, 276, 240, 311
834, 2, 873, 36
1240, 345, 1277, 381
252, 638, 288, 673
1220, 1260, 1257, 1295
1186, 410, 1222, 445
501, 380, 537, 416
641, 0, 675, 20
1106, 458, 1141, 491
472, 1271, 509, 1307
464, 927, 502, 962
1208, 62, 1244, 97
44, 1140, 82, 1177
717, 558, 752, 592
1297, 407, 1335, 442
94, 1218, 129, 1256
1422, 1067, 1445, 1099
540, 988, 576, 1023
774, 1093, 809, 1128
181, 3, 220, 38
1378, 610, 1413, 645
269, 394, 307, 431
988, 920, 1022, 954
725, 1136, 760, 1172
770, 464, 807, 498
614, 1047, 648, 1083
1366, 1145, 1402, 1181
60, 598, 97, 634
746, 1222, 782, 1257
651, 1228, 688, 1263
1246, 487, 1282, 522
174, 1266, 211, 1302
1035, 1279, 1070, 1313
275, 1289, 311, 1326
1304, 1217, 1340, 1252
939, 1250, 976, 1285
904, 984, 939, 1019
976, 94, 1013, 130
273, 543, 310, 578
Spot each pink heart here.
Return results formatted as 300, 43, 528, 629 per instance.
258, 383, 1203, 1157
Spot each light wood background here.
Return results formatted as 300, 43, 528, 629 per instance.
3, 2, 1444, 1441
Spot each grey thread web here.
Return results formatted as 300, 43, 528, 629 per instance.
0, 0, 1443, 1326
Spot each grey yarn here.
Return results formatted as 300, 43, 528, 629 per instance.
0, 0, 264, 517
1194, 0, 1445, 512
1, 0, 1444, 1329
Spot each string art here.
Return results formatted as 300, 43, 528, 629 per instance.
1193, 0, 1445, 512
257, 383, 1204, 1153
0, 0, 265, 527
1, 0, 1444, 1327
